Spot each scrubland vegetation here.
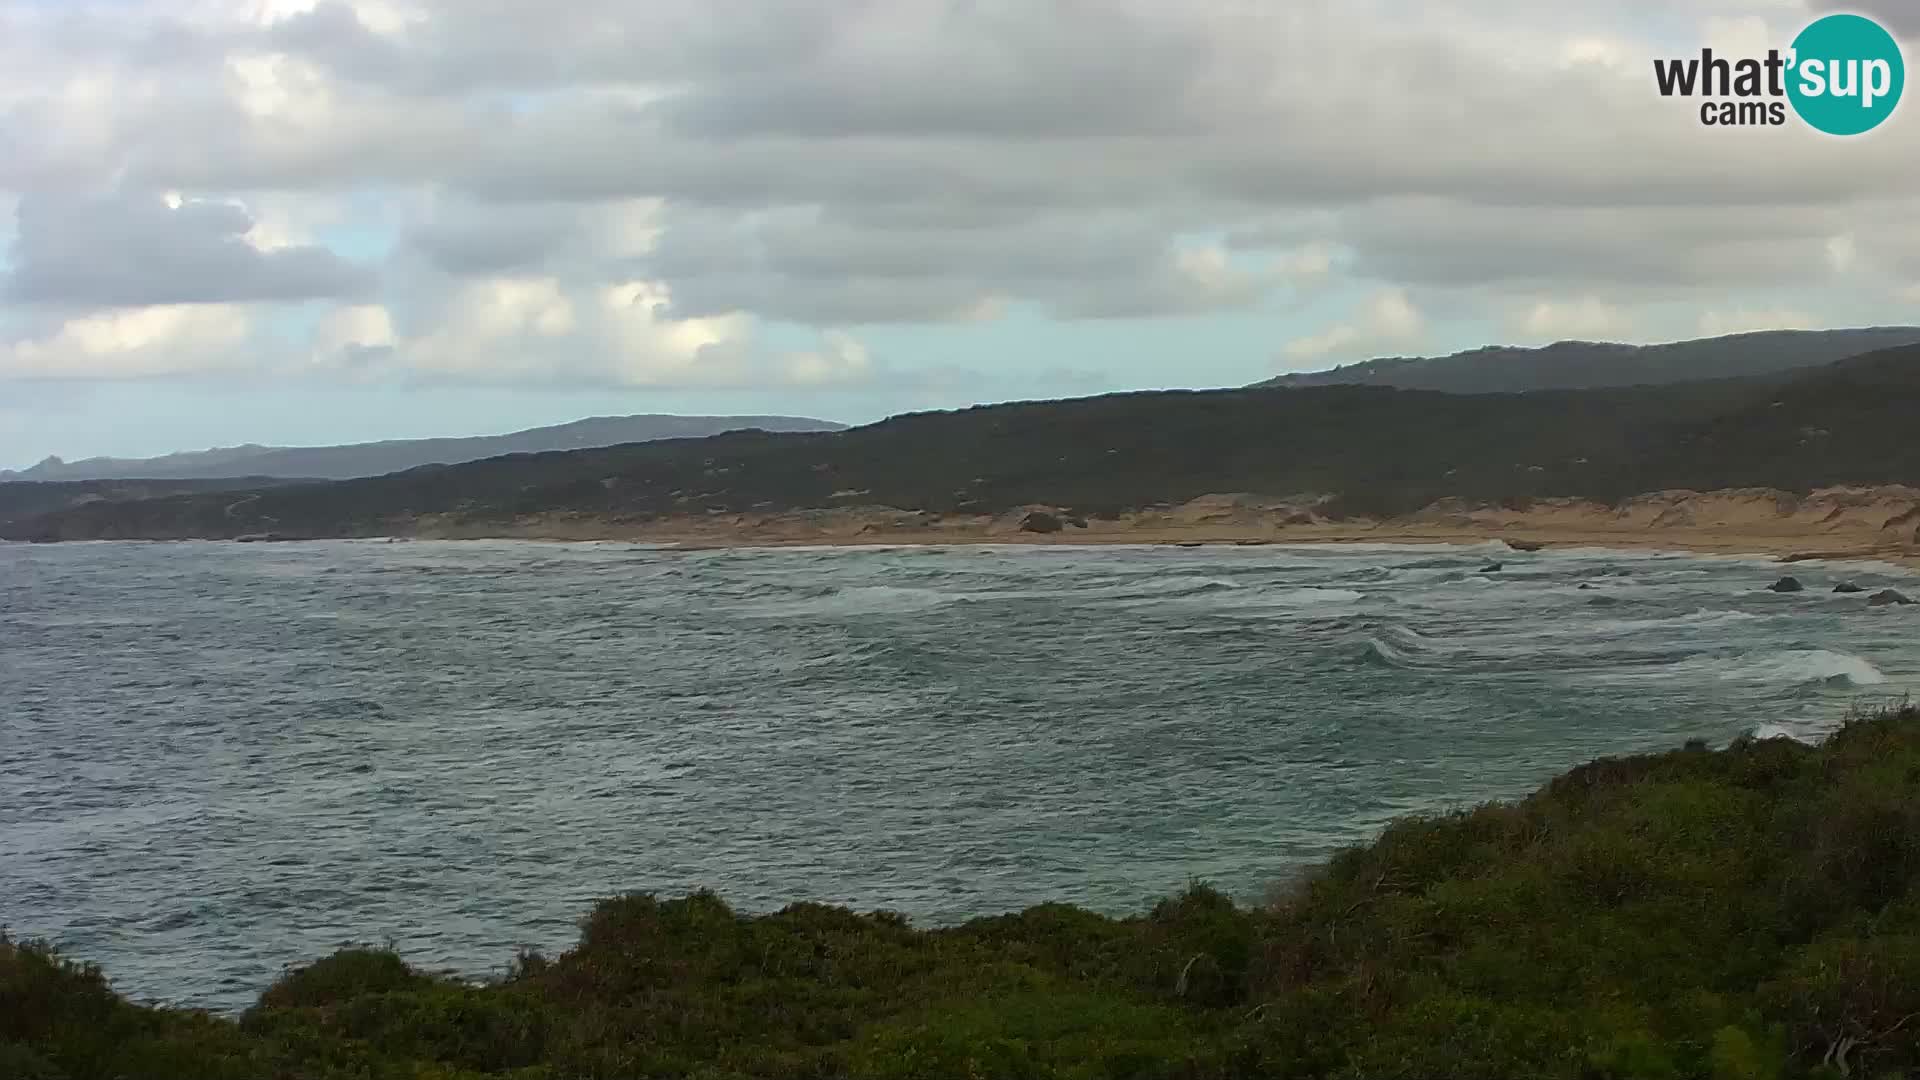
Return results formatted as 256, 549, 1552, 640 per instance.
11, 343, 1920, 541
9, 705, 1920, 1078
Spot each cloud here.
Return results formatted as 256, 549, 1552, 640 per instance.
4, 191, 372, 308
312, 303, 397, 368
1338, 199, 1847, 296
393, 274, 883, 389
2, 0, 1919, 398
400, 198, 662, 277
1697, 307, 1819, 337
1517, 298, 1637, 341
1804, 1, 1920, 36
1, 303, 255, 378
783, 330, 874, 385
1281, 288, 1426, 363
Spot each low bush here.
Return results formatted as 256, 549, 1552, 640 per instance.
8, 705, 1920, 1078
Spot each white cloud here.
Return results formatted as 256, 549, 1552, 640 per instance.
3, 0, 1919, 397
783, 330, 874, 386
393, 275, 853, 388
1518, 297, 1635, 341
1268, 242, 1338, 285
1825, 233, 1858, 274
1281, 288, 1425, 363
1698, 307, 1818, 337
403, 276, 581, 378
312, 302, 396, 368
1, 304, 253, 378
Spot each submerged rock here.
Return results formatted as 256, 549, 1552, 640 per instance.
1767, 576, 1804, 593
1869, 589, 1915, 607
1479, 562, 1504, 574
1834, 582, 1866, 594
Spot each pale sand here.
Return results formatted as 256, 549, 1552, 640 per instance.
406, 485, 1920, 571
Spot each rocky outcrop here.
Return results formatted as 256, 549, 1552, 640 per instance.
1019, 511, 1064, 534
1869, 589, 1915, 607
1767, 576, 1805, 593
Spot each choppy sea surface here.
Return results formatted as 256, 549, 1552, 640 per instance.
2, 538, 1916, 1010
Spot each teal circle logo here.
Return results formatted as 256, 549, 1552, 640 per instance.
1787, 13, 1905, 135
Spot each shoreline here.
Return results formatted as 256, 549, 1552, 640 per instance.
408, 506, 1920, 572
16, 485, 1920, 572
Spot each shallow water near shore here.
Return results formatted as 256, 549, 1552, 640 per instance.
2, 538, 1917, 1010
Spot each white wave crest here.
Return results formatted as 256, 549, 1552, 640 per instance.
1719, 649, 1887, 687
1597, 609, 1763, 633
740, 585, 962, 618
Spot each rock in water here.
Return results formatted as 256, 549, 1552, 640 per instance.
1834, 582, 1866, 594
1868, 589, 1915, 607
1767, 576, 1804, 593
1479, 562, 1504, 574
1019, 511, 1063, 534
1506, 539, 1545, 552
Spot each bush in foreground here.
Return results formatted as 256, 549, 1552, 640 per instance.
8, 705, 1920, 1079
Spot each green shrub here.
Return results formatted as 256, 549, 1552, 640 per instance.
7, 705, 1920, 1079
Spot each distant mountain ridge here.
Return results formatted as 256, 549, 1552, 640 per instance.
2, 414, 847, 482
1255, 327, 1920, 394
14, 340, 1920, 544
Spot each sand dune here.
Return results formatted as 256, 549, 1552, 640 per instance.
406, 485, 1920, 569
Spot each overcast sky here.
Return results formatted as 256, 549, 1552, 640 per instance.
2, 0, 1917, 467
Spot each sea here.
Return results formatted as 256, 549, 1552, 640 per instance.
2, 538, 1916, 1010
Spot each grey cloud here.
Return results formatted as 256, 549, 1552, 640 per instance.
405, 214, 579, 275
7, 0, 1917, 341
266, 0, 838, 97
79, 0, 1911, 217
663, 274, 998, 325
1805, 1, 1920, 37
1338, 201, 1844, 292
660, 3, 1214, 139
4, 193, 373, 308
643, 209, 1285, 323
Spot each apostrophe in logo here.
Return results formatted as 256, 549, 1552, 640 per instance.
1653, 11, 1905, 135
1787, 13, 1904, 135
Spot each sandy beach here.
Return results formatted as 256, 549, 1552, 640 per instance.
406, 485, 1920, 571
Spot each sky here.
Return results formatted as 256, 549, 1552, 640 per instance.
2, 0, 1918, 468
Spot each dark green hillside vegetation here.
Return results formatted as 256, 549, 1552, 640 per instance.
13, 343, 1920, 541
1620, 344, 1920, 495
1254, 326, 1920, 393
11, 706, 1920, 1078
0, 477, 313, 530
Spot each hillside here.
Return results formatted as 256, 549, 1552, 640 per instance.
1256, 326, 1920, 394
6, 344, 1919, 543
9, 706, 1920, 1079
0, 414, 846, 482
0, 477, 314, 531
